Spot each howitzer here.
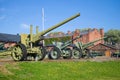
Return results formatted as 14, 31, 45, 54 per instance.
47, 35, 82, 59
73, 37, 107, 58
9, 13, 80, 61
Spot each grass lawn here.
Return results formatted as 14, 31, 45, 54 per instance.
0, 61, 120, 80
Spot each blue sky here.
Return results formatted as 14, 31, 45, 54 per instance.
0, 0, 120, 34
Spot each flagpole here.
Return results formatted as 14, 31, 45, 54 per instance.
42, 8, 45, 46
42, 8, 44, 31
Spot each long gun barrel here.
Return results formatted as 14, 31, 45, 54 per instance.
64, 35, 82, 45
33, 13, 80, 42
61, 35, 82, 49
83, 37, 107, 49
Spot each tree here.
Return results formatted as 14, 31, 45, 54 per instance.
105, 29, 120, 45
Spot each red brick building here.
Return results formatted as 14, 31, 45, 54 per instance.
72, 28, 104, 45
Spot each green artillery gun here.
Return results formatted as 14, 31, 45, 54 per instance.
47, 36, 82, 59
72, 37, 107, 58
0, 13, 80, 61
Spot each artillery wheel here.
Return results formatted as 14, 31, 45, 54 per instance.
11, 43, 27, 61
72, 47, 82, 59
63, 48, 72, 59
48, 46, 61, 60
85, 49, 93, 58
35, 46, 47, 61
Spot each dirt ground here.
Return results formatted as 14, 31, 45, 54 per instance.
0, 56, 120, 65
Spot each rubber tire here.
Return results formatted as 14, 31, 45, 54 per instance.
63, 48, 72, 59
37, 46, 47, 61
11, 43, 27, 61
72, 47, 82, 59
85, 49, 93, 58
48, 46, 61, 60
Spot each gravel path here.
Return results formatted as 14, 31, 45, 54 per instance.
0, 56, 120, 66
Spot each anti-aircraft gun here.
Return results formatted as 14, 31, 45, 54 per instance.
10, 13, 80, 61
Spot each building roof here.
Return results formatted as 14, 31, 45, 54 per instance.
89, 43, 117, 51
0, 33, 20, 43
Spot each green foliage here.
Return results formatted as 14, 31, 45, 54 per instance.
105, 29, 120, 44
44, 36, 71, 45
0, 61, 120, 80
79, 28, 91, 32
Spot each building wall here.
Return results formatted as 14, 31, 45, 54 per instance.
4, 42, 16, 48
88, 28, 104, 45
72, 28, 104, 45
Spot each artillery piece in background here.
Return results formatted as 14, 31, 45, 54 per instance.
0, 13, 80, 61
47, 35, 82, 60
73, 37, 107, 58
47, 36, 107, 59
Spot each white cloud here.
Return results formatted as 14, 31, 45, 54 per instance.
21, 23, 29, 29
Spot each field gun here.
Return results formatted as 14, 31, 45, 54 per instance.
47, 35, 82, 59
9, 13, 80, 61
73, 37, 107, 58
